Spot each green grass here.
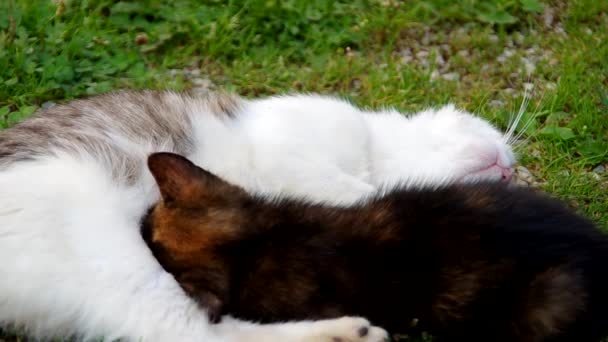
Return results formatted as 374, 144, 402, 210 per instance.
1, 0, 607, 341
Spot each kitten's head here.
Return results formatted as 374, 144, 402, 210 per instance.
142, 152, 248, 319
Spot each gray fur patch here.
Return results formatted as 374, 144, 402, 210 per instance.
0, 90, 243, 182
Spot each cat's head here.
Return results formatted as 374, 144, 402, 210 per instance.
142, 152, 250, 319
432, 105, 516, 183
368, 104, 517, 187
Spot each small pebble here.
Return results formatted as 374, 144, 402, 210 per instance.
416, 50, 429, 59
456, 27, 469, 35
503, 88, 516, 95
400, 48, 413, 57
42, 101, 57, 109
191, 78, 213, 87
184, 68, 201, 78
439, 62, 451, 73
135, 33, 149, 45
521, 57, 536, 75
513, 178, 529, 187
401, 55, 413, 64
435, 53, 446, 66
489, 100, 504, 108
430, 70, 440, 80
168, 69, 181, 77
543, 7, 555, 28
421, 33, 431, 46
525, 47, 537, 56
515, 165, 534, 183
189, 77, 216, 98
442, 72, 460, 81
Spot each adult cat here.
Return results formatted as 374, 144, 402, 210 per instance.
144, 152, 608, 342
0, 90, 515, 340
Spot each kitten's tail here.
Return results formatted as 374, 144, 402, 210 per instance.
576, 242, 608, 340
517, 264, 586, 340
516, 240, 608, 342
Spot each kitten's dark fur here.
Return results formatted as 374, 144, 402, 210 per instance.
142, 152, 608, 342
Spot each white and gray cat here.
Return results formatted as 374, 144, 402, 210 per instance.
0, 90, 516, 341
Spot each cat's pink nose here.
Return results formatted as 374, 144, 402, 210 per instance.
501, 167, 513, 182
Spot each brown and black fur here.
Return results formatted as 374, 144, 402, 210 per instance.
142, 152, 608, 342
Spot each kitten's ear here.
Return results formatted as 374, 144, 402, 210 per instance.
148, 152, 242, 205
148, 152, 205, 204
148, 152, 247, 204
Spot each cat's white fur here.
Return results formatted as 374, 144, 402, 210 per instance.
195, 95, 515, 204
0, 92, 515, 341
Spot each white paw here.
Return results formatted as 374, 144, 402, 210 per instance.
305, 317, 389, 342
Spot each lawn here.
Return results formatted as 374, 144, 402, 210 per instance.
1, 0, 607, 341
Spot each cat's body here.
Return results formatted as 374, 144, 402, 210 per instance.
0, 90, 513, 340
0, 91, 515, 204
144, 153, 608, 342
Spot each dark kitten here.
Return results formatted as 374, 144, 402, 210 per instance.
142, 152, 608, 342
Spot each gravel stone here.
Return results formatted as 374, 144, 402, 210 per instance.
430, 70, 440, 80
489, 100, 505, 108
41, 101, 57, 109
593, 165, 606, 174
457, 50, 470, 57
416, 50, 429, 59
441, 72, 460, 81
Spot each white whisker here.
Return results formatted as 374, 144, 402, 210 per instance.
511, 115, 537, 143
510, 85, 546, 145
504, 88, 530, 144
513, 135, 534, 151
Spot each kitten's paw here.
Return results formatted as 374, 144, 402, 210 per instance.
306, 317, 389, 342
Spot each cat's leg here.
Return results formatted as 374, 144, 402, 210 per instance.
0, 156, 214, 341
217, 316, 389, 342
0, 155, 387, 342
228, 95, 374, 206
250, 151, 376, 205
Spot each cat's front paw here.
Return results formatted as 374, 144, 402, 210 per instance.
306, 317, 389, 342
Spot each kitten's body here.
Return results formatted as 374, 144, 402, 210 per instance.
144, 153, 608, 342
0, 90, 512, 340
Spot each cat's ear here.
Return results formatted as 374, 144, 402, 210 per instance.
147, 152, 242, 205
